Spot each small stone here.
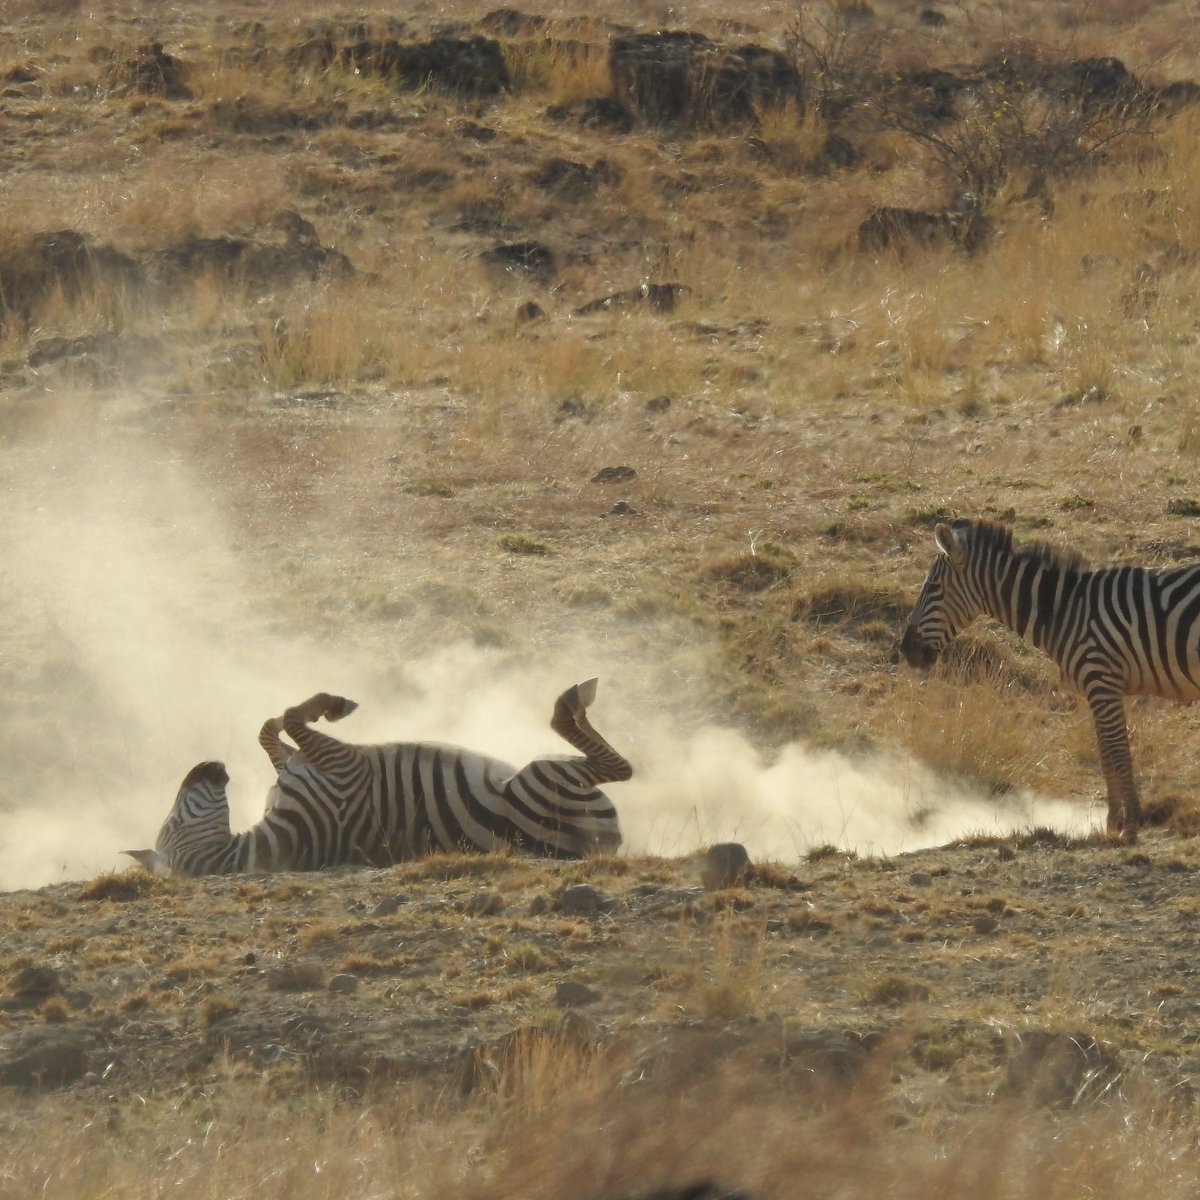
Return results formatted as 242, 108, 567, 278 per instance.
328, 973, 359, 994
372, 893, 410, 917
606, 500, 641, 516
590, 465, 637, 484
559, 884, 608, 915
555, 980, 601, 1008
465, 891, 505, 916
702, 843, 752, 891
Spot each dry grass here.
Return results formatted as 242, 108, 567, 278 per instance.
3, 1045, 1200, 1199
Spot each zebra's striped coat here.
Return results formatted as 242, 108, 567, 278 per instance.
127, 679, 630, 875
899, 518, 1200, 842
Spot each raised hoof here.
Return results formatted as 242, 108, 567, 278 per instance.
558, 677, 599, 717
325, 697, 358, 722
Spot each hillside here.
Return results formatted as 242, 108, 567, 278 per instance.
5, 0, 1200, 1193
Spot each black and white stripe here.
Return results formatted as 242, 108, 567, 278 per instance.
899, 517, 1200, 843
127, 679, 630, 875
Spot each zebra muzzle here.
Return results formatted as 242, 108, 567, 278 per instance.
898, 630, 939, 671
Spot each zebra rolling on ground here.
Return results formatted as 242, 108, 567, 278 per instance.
899, 517, 1200, 844
126, 678, 630, 875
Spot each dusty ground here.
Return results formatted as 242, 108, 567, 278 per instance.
5, 832, 1200, 1126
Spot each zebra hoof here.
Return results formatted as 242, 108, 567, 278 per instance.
326, 697, 358, 722
559, 678, 598, 716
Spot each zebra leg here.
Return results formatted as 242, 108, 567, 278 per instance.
1086, 690, 1141, 842
258, 717, 295, 773
280, 693, 362, 774
287, 693, 359, 724
550, 678, 633, 784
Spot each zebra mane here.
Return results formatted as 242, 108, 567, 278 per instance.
971, 519, 1090, 574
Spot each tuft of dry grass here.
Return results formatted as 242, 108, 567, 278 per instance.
78, 871, 169, 903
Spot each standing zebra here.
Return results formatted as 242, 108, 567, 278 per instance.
900, 518, 1200, 843
126, 678, 630, 875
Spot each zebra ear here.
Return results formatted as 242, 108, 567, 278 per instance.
934, 521, 967, 565
123, 849, 170, 875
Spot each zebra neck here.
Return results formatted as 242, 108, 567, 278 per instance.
983, 557, 1084, 655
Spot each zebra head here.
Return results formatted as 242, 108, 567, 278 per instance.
899, 519, 984, 670
124, 760, 232, 875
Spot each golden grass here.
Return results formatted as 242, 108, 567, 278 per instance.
5, 1044, 1200, 1199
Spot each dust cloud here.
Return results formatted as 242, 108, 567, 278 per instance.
0, 425, 1093, 891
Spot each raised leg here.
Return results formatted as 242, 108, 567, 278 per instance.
1087, 689, 1140, 843
258, 717, 295, 773
280, 693, 363, 776
550, 678, 633, 785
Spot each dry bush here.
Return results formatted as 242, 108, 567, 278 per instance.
502, 37, 612, 102
257, 284, 391, 389
891, 653, 1071, 799
78, 870, 168, 902
119, 151, 291, 247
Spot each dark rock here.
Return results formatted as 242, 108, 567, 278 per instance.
619, 1183, 758, 1200
530, 156, 620, 197
0, 229, 141, 322
591, 465, 637, 484
611, 31, 803, 128
107, 42, 192, 100
886, 67, 969, 123
980, 52, 1143, 110
338, 35, 508, 97
456, 119, 497, 141
559, 883, 608, 915
0, 1032, 90, 1089
481, 240, 556, 282
8, 966, 67, 999
701, 843, 752, 890
465, 891, 505, 916
573, 282, 688, 316
154, 213, 353, 290
555, 979, 601, 1007
371, 893, 410, 916
28, 332, 166, 373
781, 1028, 878, 1079
1152, 79, 1200, 113
545, 96, 636, 132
